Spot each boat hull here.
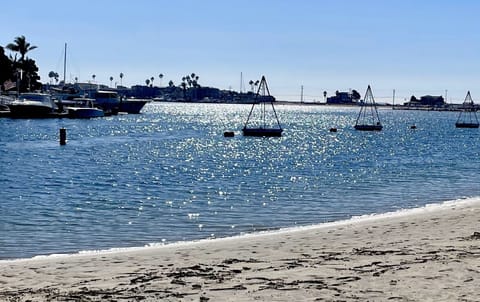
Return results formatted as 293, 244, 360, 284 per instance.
455, 122, 479, 128
242, 128, 283, 137
354, 124, 383, 131
68, 107, 104, 118
119, 100, 148, 114
8, 104, 55, 118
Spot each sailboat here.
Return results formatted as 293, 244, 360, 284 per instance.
455, 91, 479, 128
354, 85, 383, 131
242, 76, 283, 137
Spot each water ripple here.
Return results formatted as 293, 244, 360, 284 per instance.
1, 103, 479, 258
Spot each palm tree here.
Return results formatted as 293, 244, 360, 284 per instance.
109, 76, 114, 87
180, 82, 187, 99
351, 89, 361, 101
193, 75, 199, 88
145, 79, 150, 86
323, 91, 327, 103
47, 71, 59, 84
6, 35, 37, 62
150, 76, 154, 87
248, 80, 254, 92
119, 72, 124, 86
159, 73, 164, 87
48, 71, 56, 84
92, 74, 96, 82
185, 75, 192, 88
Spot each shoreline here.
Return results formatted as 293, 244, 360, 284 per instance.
0, 197, 480, 265
1, 198, 479, 301
1, 197, 477, 263
151, 100, 468, 111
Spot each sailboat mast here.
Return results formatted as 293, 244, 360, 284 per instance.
240, 72, 243, 93
63, 43, 67, 85
392, 89, 395, 108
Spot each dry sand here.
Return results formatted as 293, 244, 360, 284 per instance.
1, 199, 479, 301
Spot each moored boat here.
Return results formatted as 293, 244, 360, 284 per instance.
242, 127, 283, 137
119, 98, 149, 114
242, 76, 283, 137
8, 93, 57, 118
354, 124, 383, 131
64, 98, 104, 118
455, 122, 479, 128
354, 85, 383, 131
455, 91, 479, 128
94, 90, 120, 114
0, 95, 14, 116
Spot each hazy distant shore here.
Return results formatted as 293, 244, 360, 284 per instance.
152, 99, 470, 111
1, 198, 479, 301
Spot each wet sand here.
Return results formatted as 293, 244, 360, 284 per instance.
1, 199, 479, 301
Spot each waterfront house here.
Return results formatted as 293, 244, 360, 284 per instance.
326, 90, 360, 105
404, 95, 445, 107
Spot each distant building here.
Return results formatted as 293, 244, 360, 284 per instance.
326, 90, 359, 104
405, 95, 445, 107
187, 86, 221, 101
129, 85, 159, 98
44, 82, 275, 103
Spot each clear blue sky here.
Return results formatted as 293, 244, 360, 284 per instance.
1, 0, 479, 103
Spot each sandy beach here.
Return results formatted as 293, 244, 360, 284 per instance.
1, 199, 479, 301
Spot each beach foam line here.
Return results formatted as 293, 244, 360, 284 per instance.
2, 196, 479, 264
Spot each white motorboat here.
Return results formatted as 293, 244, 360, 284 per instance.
8, 93, 57, 118
94, 90, 120, 114
119, 97, 149, 114
63, 98, 104, 119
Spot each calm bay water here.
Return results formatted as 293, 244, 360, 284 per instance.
1, 102, 479, 259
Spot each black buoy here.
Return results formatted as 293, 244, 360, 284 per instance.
329, 127, 337, 132
59, 128, 67, 145
410, 125, 417, 129
223, 131, 234, 137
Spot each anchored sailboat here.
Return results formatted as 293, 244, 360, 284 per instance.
242, 76, 283, 137
354, 85, 383, 131
455, 91, 479, 128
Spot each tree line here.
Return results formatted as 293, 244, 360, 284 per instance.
0, 35, 41, 92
